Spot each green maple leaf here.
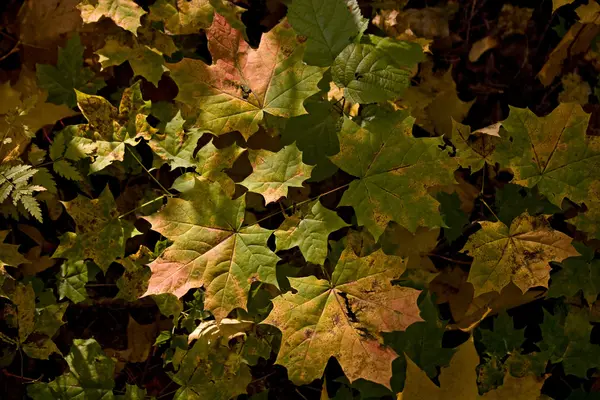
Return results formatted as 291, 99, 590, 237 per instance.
240, 143, 314, 204
96, 39, 168, 86
117, 384, 147, 400
149, 0, 214, 35
262, 246, 422, 388
332, 36, 423, 104
73, 82, 155, 172
436, 191, 469, 243
275, 199, 349, 265
167, 141, 245, 198
281, 97, 340, 181
464, 213, 579, 297
495, 184, 561, 226
330, 110, 457, 240
36, 34, 106, 107
451, 120, 503, 171
383, 294, 456, 381
570, 181, 600, 240
479, 312, 525, 358
496, 103, 600, 207
28, 338, 116, 400
287, 0, 367, 66
168, 14, 323, 139
53, 186, 141, 271
78, 0, 146, 36
172, 328, 251, 400
537, 306, 600, 378
148, 111, 204, 170
548, 244, 600, 304
143, 177, 279, 321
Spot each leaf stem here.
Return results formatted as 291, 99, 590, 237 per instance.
126, 146, 173, 197
253, 183, 350, 225
480, 198, 500, 222
427, 253, 472, 265
118, 195, 167, 219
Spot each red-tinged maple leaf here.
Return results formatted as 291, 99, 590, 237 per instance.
167, 13, 324, 140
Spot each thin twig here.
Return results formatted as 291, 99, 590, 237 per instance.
126, 146, 173, 197
427, 253, 472, 265
480, 198, 500, 221
0, 40, 20, 62
118, 195, 167, 219
253, 183, 350, 225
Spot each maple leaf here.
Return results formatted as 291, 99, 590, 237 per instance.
168, 14, 324, 139
96, 40, 168, 87
399, 336, 547, 400
148, 111, 203, 170
332, 35, 423, 104
262, 246, 422, 388
149, 0, 214, 35
143, 177, 279, 320
27, 338, 116, 400
570, 181, 600, 240
171, 322, 252, 399
287, 0, 367, 66
192, 139, 245, 196
379, 224, 440, 287
78, 0, 146, 36
281, 97, 341, 181
330, 111, 457, 240
464, 213, 579, 297
0, 231, 30, 268
274, 200, 349, 265
398, 337, 479, 400
496, 103, 600, 207
398, 63, 474, 136
451, 120, 504, 171
537, 307, 600, 377
18, 0, 83, 49
548, 244, 600, 304
0, 68, 76, 164
53, 186, 141, 271
383, 295, 456, 381
240, 143, 314, 204
73, 82, 156, 172
553, 0, 576, 13
36, 34, 106, 107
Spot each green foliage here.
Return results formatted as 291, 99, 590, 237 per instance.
36, 34, 105, 107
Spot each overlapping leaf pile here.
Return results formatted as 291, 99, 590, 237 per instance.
1, 0, 600, 399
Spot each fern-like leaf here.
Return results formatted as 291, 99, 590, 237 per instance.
0, 164, 46, 222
